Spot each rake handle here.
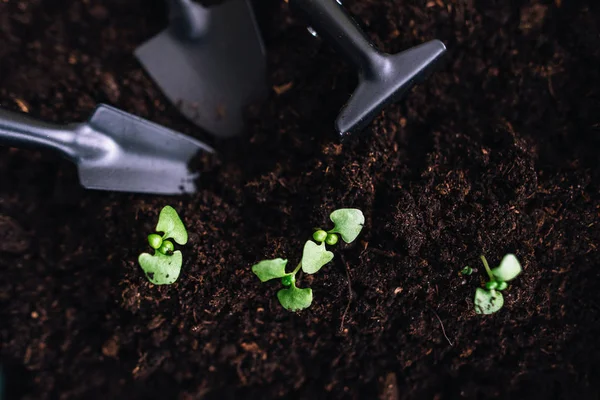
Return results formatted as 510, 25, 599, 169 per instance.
289, 0, 384, 73
168, 0, 210, 40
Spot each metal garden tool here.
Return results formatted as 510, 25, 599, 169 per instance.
0, 105, 214, 195
289, 0, 447, 139
135, 0, 267, 138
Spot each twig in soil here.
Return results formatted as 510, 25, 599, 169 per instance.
429, 307, 453, 346
339, 254, 353, 333
368, 248, 402, 259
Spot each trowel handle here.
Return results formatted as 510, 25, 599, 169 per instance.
167, 0, 210, 40
289, 0, 382, 72
0, 108, 79, 161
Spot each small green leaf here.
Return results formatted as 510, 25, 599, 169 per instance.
138, 250, 182, 285
156, 205, 188, 245
277, 285, 313, 311
147, 234, 163, 249
491, 254, 522, 282
474, 288, 504, 314
252, 258, 289, 282
301, 240, 334, 274
325, 233, 339, 246
328, 208, 365, 243
485, 281, 498, 290
158, 240, 174, 255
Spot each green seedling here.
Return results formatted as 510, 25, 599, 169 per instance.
251, 208, 364, 312
138, 205, 188, 285
473, 254, 522, 314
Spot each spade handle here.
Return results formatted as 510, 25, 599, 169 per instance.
0, 108, 81, 161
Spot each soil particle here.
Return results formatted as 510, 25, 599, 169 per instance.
102, 337, 120, 358
0, 215, 30, 254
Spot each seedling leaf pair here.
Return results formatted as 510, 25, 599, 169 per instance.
252, 258, 313, 311
254, 243, 334, 279
473, 254, 522, 315
138, 206, 188, 285
251, 208, 365, 312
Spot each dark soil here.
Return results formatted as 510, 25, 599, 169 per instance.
1, 0, 599, 399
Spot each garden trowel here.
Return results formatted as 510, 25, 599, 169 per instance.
135, 0, 267, 139
0, 105, 214, 195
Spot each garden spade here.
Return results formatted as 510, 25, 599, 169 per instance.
134, 0, 267, 138
0, 105, 214, 195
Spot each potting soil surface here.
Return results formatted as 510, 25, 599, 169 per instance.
1, 0, 599, 399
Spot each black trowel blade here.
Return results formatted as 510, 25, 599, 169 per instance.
134, 0, 267, 139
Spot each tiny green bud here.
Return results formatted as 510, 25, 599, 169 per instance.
158, 240, 175, 255
496, 281, 508, 291
313, 230, 327, 243
148, 234, 163, 249
325, 233, 339, 246
461, 266, 473, 275
485, 281, 498, 290
281, 274, 295, 287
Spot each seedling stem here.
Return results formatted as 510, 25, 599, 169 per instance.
480, 255, 494, 281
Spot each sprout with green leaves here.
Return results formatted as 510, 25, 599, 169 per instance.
138, 206, 188, 285
473, 254, 522, 314
251, 208, 364, 312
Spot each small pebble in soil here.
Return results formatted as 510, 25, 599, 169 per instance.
102, 338, 119, 358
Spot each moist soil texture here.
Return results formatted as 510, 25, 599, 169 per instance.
1, 0, 599, 399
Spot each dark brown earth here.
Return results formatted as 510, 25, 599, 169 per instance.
1, 0, 599, 399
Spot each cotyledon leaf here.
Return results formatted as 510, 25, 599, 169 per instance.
138, 250, 183, 285
156, 205, 188, 245
301, 240, 334, 274
328, 208, 365, 243
252, 258, 289, 282
474, 288, 504, 314
277, 285, 313, 311
491, 253, 522, 282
